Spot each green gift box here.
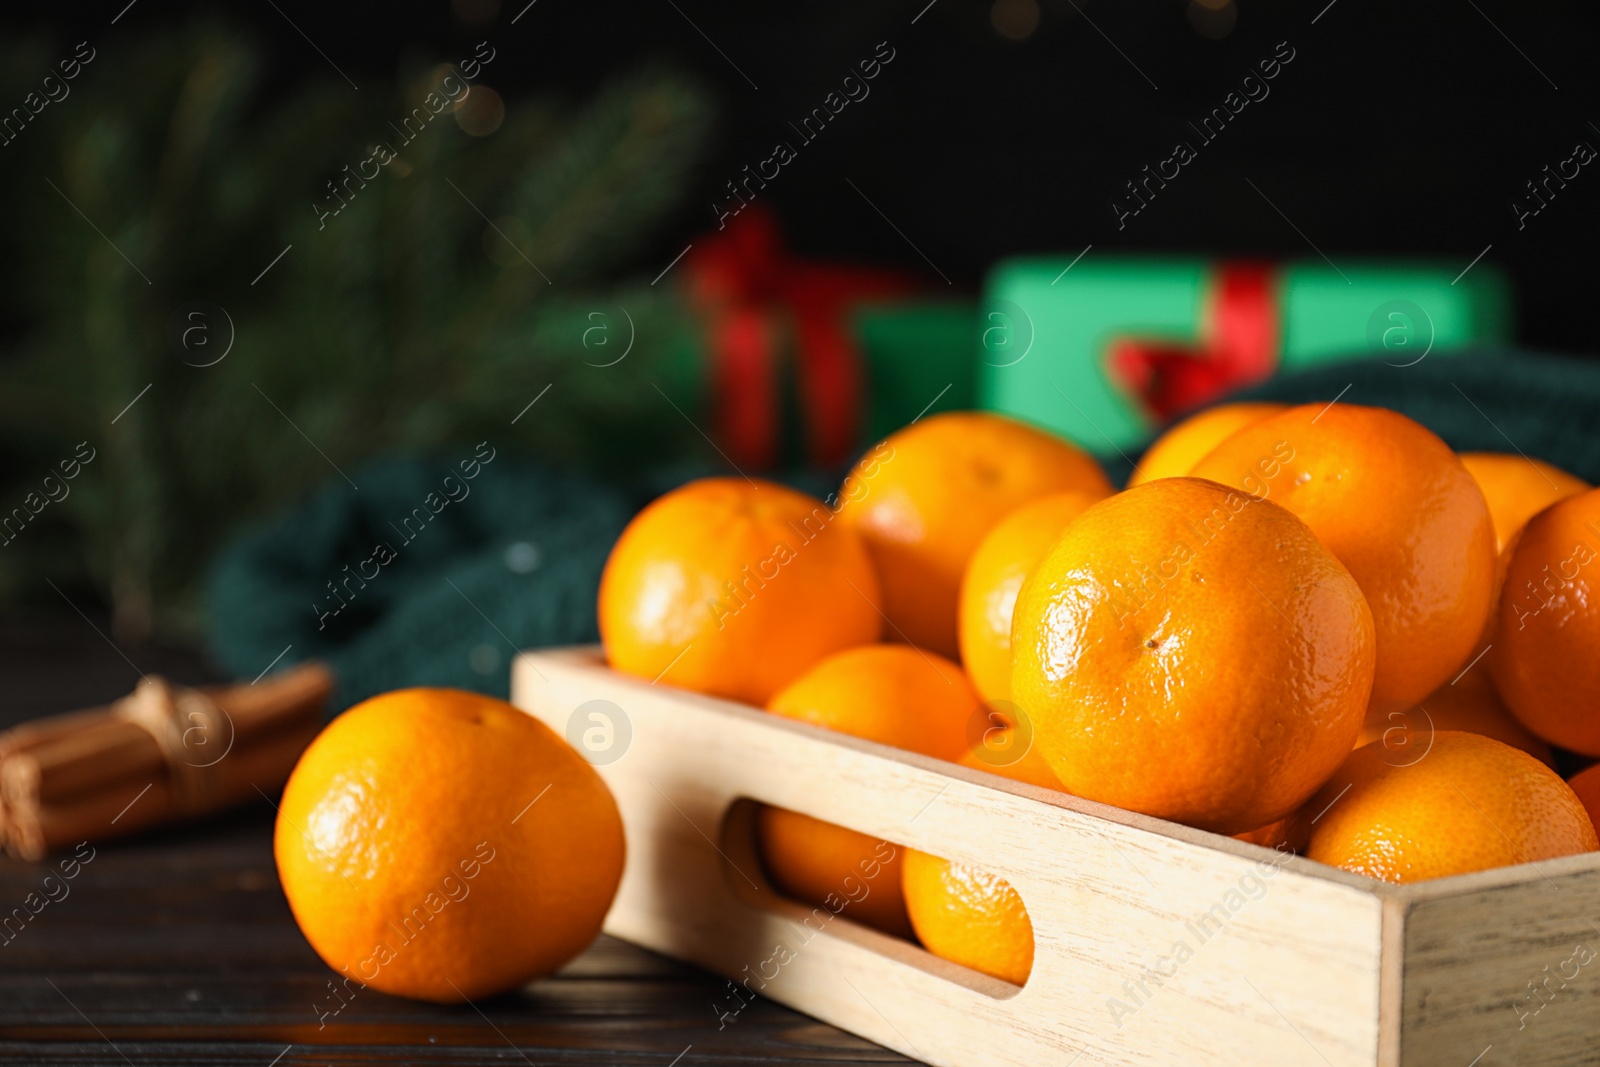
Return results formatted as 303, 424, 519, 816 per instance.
854, 301, 981, 443
976, 257, 1511, 452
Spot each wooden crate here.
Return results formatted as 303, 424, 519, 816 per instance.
512, 647, 1600, 1067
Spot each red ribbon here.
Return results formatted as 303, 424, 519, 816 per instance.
684, 207, 912, 469
1108, 262, 1281, 423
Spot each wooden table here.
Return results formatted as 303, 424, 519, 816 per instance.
0, 613, 914, 1066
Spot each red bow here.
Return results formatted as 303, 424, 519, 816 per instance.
1108, 263, 1280, 422
683, 207, 914, 469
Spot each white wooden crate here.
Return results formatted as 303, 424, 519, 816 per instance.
513, 647, 1600, 1067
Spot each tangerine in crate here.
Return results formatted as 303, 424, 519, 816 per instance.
1302, 731, 1596, 883
1191, 402, 1496, 707
1489, 486, 1600, 754
1127, 401, 1287, 486
564, 405, 1600, 1067
757, 643, 979, 938
1459, 451, 1589, 554
1356, 668, 1554, 768
958, 490, 1105, 705
1010, 477, 1375, 834
598, 477, 881, 705
835, 411, 1111, 658
901, 736, 1062, 986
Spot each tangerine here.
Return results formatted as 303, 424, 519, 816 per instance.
1459, 452, 1589, 555
1191, 403, 1495, 707
958, 491, 1104, 705
755, 807, 912, 938
599, 477, 881, 705
1565, 764, 1600, 838
901, 740, 1060, 986
1129, 402, 1287, 486
1488, 488, 1600, 754
836, 412, 1110, 658
757, 645, 979, 938
1303, 732, 1596, 883
1465, 452, 1591, 652
1010, 478, 1375, 834
1358, 669, 1553, 767
274, 689, 624, 1002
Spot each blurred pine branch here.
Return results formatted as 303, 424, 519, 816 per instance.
0, 22, 716, 640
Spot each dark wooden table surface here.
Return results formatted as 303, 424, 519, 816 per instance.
0, 611, 914, 1066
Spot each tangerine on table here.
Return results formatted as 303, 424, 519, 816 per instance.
599, 477, 881, 706
1191, 403, 1496, 708
836, 412, 1111, 658
901, 738, 1061, 986
1010, 478, 1375, 835
1303, 732, 1596, 883
1459, 452, 1589, 555
1128, 402, 1288, 487
958, 491, 1104, 706
1489, 487, 1600, 754
274, 689, 625, 1003
757, 644, 980, 938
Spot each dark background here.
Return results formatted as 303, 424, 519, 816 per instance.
2, 0, 1596, 678
7, 0, 1595, 349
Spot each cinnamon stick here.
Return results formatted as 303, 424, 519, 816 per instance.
0, 663, 333, 860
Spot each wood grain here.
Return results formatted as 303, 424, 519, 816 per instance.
514, 648, 1398, 1067
1394, 852, 1600, 1067
517, 647, 1600, 1067
0, 615, 917, 1066
0, 807, 916, 1065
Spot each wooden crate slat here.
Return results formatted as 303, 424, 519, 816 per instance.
515, 649, 1408, 1067
1398, 868, 1600, 1066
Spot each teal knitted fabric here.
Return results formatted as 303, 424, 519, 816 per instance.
207, 456, 632, 711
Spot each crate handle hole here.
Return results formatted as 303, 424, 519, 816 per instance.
717, 797, 1029, 1001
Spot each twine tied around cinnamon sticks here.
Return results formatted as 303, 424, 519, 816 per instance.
0, 663, 333, 860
